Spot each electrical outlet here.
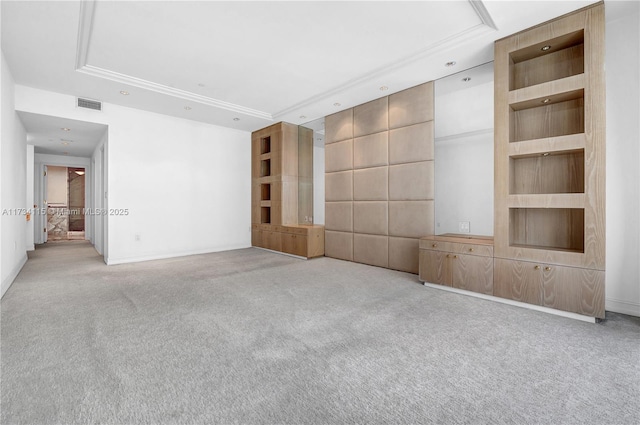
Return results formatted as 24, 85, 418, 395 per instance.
459, 221, 470, 233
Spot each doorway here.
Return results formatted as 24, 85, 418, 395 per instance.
46, 166, 86, 241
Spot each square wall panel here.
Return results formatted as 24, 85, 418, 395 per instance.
389, 237, 420, 274
389, 200, 434, 238
325, 230, 353, 261
389, 161, 434, 200
354, 132, 388, 169
353, 167, 388, 201
325, 109, 353, 144
389, 121, 434, 165
389, 82, 434, 129
325, 201, 353, 232
353, 201, 388, 235
326, 139, 353, 172
354, 234, 389, 268
325, 171, 353, 201
354, 97, 389, 138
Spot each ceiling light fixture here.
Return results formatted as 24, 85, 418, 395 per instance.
445, 61, 456, 67
541, 45, 551, 51
120, 90, 129, 95
333, 102, 341, 107
462, 77, 471, 82
184, 106, 192, 110
61, 142, 69, 146
61, 127, 71, 131
233, 118, 240, 121
379, 86, 388, 91
75, 170, 85, 175
299, 115, 307, 119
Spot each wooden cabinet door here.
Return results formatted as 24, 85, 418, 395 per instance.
419, 250, 451, 286
452, 254, 493, 295
263, 231, 282, 251
251, 229, 263, 248
282, 233, 307, 257
542, 265, 605, 318
493, 259, 543, 305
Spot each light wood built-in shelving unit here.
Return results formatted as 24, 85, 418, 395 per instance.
251, 122, 324, 259
494, 2, 605, 318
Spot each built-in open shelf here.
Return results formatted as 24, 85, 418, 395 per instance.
260, 136, 271, 154
509, 207, 584, 253
261, 183, 271, 201
510, 149, 584, 194
261, 207, 271, 224
260, 159, 271, 177
509, 89, 584, 143
509, 30, 584, 91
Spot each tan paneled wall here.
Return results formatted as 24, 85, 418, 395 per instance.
324, 82, 434, 273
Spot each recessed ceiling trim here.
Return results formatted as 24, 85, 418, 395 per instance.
75, 0, 96, 70
74, 0, 273, 121
76, 65, 273, 120
469, 0, 498, 30
272, 22, 496, 119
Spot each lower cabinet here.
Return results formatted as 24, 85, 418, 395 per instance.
252, 224, 324, 259
419, 235, 494, 295
494, 258, 605, 318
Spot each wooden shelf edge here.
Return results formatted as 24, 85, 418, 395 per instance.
508, 74, 584, 109
508, 134, 586, 157
506, 193, 585, 208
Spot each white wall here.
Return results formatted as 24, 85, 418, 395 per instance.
16, 85, 252, 265
434, 75, 494, 236
605, 1, 640, 316
1, 51, 28, 298
435, 131, 494, 236
25, 145, 34, 251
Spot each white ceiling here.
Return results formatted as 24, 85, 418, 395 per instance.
18, 112, 108, 157
2, 0, 601, 151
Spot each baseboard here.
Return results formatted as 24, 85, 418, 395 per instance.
253, 247, 307, 260
606, 297, 640, 317
422, 282, 597, 323
1, 253, 28, 299
106, 244, 251, 265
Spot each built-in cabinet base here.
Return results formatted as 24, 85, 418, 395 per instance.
418, 234, 604, 319
252, 224, 324, 259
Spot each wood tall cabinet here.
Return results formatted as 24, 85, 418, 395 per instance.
493, 3, 605, 318
251, 122, 324, 258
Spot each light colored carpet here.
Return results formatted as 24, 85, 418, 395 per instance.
1, 241, 639, 424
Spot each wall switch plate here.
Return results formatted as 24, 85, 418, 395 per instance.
459, 221, 470, 233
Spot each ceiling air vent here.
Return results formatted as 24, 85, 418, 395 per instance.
77, 97, 102, 111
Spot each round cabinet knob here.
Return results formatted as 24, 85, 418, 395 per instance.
469, 248, 474, 252
534, 265, 541, 270
446, 254, 450, 258
453, 255, 458, 259
432, 243, 437, 248
545, 266, 551, 271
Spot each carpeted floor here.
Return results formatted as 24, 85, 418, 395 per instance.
1, 241, 639, 424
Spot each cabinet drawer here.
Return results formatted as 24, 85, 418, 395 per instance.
420, 241, 493, 257
280, 226, 308, 236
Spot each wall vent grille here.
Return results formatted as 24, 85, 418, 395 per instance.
77, 98, 102, 111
